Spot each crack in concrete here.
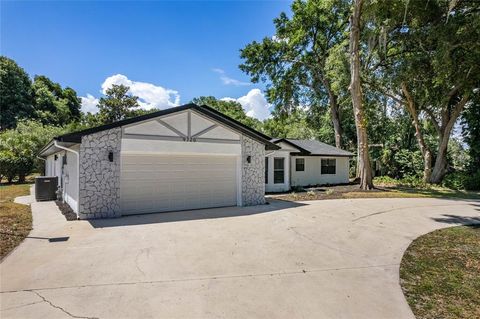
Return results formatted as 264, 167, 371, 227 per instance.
352, 203, 472, 222
29, 290, 99, 319
2, 263, 399, 294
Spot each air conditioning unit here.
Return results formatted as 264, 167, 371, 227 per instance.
35, 176, 58, 201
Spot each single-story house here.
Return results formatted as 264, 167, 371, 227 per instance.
39, 103, 353, 219
265, 138, 353, 192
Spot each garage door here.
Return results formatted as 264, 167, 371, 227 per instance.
120, 154, 237, 215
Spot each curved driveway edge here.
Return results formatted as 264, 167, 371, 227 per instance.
1, 197, 479, 318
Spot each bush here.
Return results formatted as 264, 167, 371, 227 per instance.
443, 171, 480, 191
463, 171, 480, 190
0, 121, 65, 183
442, 172, 467, 190
380, 148, 424, 179
374, 175, 430, 189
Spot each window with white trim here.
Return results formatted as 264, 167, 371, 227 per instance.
274, 158, 285, 184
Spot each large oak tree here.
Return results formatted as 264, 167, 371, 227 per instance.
240, 0, 350, 148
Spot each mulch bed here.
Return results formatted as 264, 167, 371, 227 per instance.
55, 201, 78, 221
267, 183, 389, 201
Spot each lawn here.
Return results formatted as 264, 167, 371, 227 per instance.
400, 226, 480, 319
268, 183, 480, 202
0, 184, 32, 260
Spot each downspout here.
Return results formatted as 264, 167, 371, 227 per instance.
54, 140, 80, 219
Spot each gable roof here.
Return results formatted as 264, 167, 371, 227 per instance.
49, 103, 279, 150
273, 138, 354, 157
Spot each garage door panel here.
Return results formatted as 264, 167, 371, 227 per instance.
120, 154, 237, 215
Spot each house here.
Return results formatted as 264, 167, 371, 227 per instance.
265, 139, 353, 193
39, 103, 352, 219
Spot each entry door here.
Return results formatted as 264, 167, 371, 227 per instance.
120, 154, 237, 215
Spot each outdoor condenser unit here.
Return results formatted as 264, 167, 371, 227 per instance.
35, 176, 58, 201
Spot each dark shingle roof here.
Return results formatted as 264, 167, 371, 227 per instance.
274, 138, 354, 157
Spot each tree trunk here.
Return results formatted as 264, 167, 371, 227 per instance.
430, 136, 448, 183
401, 83, 432, 182
428, 95, 469, 183
322, 78, 343, 148
18, 173, 26, 183
349, 0, 373, 190
328, 90, 343, 149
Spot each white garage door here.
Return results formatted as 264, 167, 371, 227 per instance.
120, 154, 237, 215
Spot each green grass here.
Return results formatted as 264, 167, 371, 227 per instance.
0, 184, 32, 260
381, 186, 480, 200
400, 226, 480, 319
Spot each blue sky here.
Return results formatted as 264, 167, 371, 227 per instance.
1, 0, 292, 119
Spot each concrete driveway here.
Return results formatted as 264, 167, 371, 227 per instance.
1, 197, 479, 319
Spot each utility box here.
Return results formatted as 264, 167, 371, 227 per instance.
35, 176, 58, 201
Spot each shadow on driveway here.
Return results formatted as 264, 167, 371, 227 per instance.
88, 199, 307, 228
432, 214, 480, 225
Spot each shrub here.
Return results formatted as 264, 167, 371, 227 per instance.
373, 176, 398, 186
463, 171, 480, 190
0, 121, 65, 182
442, 171, 480, 191
373, 175, 430, 189
442, 172, 467, 190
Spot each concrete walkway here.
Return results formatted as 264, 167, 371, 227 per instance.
1, 197, 479, 319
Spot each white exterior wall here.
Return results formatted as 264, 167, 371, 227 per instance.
265, 142, 300, 193
290, 156, 350, 186
265, 150, 291, 192
63, 145, 79, 212
44, 146, 79, 213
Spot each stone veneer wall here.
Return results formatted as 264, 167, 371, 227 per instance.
78, 128, 121, 219
241, 135, 265, 206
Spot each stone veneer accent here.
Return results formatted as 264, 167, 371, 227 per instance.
241, 135, 265, 206
78, 128, 121, 219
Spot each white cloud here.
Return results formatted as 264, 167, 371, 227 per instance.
101, 74, 180, 110
81, 74, 180, 114
81, 94, 99, 114
222, 88, 272, 120
213, 68, 251, 86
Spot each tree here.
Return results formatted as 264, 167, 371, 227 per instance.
0, 56, 33, 130
240, 0, 350, 148
263, 108, 316, 139
462, 97, 480, 174
32, 75, 82, 126
349, 0, 373, 189
97, 84, 139, 124
192, 96, 262, 130
0, 121, 65, 182
369, 0, 480, 183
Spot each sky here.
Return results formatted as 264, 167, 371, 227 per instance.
1, 0, 292, 120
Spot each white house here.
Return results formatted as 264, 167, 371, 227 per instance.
265, 139, 353, 192
39, 103, 353, 219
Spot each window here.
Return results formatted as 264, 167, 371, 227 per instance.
295, 158, 305, 171
321, 159, 336, 174
274, 158, 285, 184
265, 157, 268, 184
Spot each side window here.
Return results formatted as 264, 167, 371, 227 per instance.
265, 157, 268, 184
295, 158, 305, 171
321, 159, 336, 174
274, 158, 285, 184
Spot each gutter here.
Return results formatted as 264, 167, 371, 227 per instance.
54, 140, 80, 219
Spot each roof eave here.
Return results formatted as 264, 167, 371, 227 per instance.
49, 103, 279, 150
